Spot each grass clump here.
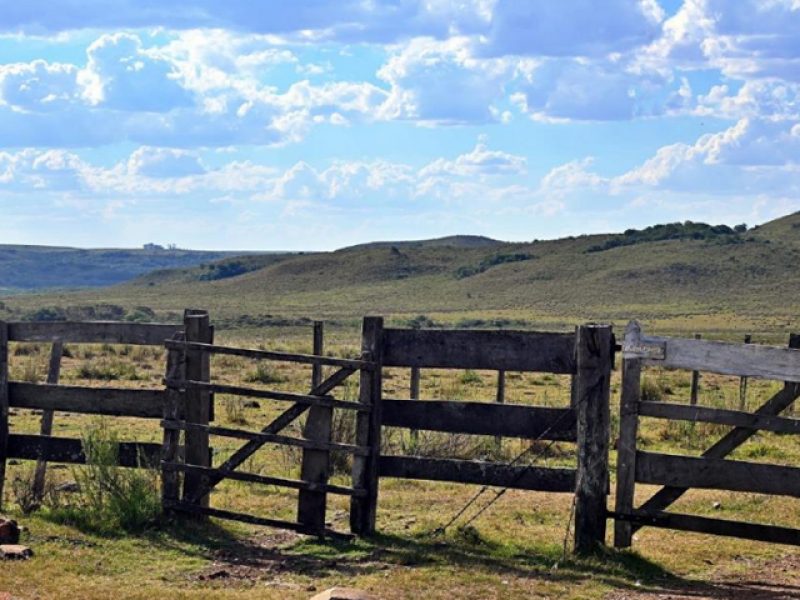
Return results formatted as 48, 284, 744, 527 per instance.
244, 362, 284, 385
75, 359, 142, 381
44, 420, 161, 535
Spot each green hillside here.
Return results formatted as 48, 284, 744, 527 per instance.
3, 213, 800, 335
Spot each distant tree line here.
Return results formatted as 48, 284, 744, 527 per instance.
586, 221, 749, 253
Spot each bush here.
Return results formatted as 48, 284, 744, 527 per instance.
244, 363, 284, 385
75, 359, 141, 381
45, 421, 161, 534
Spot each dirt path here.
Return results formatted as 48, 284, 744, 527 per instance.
607, 553, 800, 600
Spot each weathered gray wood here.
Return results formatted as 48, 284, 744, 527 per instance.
164, 462, 365, 496
632, 333, 800, 532
495, 370, 506, 448
170, 380, 366, 412
182, 310, 213, 508
611, 510, 800, 547
0, 321, 8, 508
381, 400, 576, 441
161, 333, 184, 511
740, 334, 753, 409
409, 366, 420, 443
163, 339, 372, 370
8, 382, 168, 418
350, 316, 384, 535
298, 320, 334, 532
636, 451, 800, 497
32, 340, 63, 501
690, 333, 701, 405
163, 420, 370, 455
639, 401, 800, 435
614, 321, 642, 549
187, 366, 358, 502
7, 434, 161, 467
379, 455, 576, 492
625, 329, 800, 382
573, 324, 613, 555
8, 321, 180, 345
382, 328, 576, 373
166, 502, 352, 540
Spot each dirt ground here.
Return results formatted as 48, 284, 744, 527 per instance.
606, 553, 800, 600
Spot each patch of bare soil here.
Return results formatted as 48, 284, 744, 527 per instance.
607, 553, 800, 600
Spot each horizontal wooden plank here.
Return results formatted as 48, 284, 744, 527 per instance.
636, 451, 800, 497
9, 382, 168, 419
7, 321, 181, 345
162, 420, 370, 456
381, 328, 576, 373
7, 434, 161, 467
611, 510, 800, 547
631, 333, 800, 382
164, 340, 373, 370
162, 462, 365, 497
639, 401, 800, 435
382, 400, 576, 441
378, 455, 576, 492
167, 379, 367, 412
166, 502, 352, 539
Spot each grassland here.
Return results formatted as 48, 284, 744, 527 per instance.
1, 325, 800, 599
1, 214, 800, 598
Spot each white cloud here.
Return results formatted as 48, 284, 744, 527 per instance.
127, 147, 205, 178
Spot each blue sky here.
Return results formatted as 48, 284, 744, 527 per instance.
0, 1, 799, 250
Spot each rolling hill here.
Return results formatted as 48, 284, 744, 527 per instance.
2, 213, 800, 336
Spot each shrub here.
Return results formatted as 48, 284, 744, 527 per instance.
460, 369, 482, 385
76, 359, 141, 381
244, 363, 284, 385
45, 421, 161, 534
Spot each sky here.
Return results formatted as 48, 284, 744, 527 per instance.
0, 0, 799, 250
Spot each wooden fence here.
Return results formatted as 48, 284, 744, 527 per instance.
0, 310, 211, 509
613, 321, 800, 547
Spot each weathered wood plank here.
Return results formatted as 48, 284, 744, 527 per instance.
611, 510, 800, 547
170, 380, 367, 412
614, 322, 642, 549
690, 333, 701, 405
639, 401, 800, 435
382, 328, 576, 373
574, 324, 613, 555
163, 420, 370, 455
164, 463, 365, 497
161, 332, 184, 511
378, 455, 576, 492
8, 382, 168, 418
164, 339, 373, 370
33, 340, 63, 501
7, 434, 161, 467
381, 399, 576, 441
625, 330, 800, 382
8, 321, 180, 345
350, 316, 384, 535
632, 333, 800, 531
636, 451, 800, 497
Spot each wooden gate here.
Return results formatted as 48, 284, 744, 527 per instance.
613, 321, 800, 547
366, 319, 616, 553
160, 326, 376, 537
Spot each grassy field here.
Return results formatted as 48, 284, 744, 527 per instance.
1, 324, 800, 599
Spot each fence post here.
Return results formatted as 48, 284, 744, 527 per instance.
614, 321, 642, 548
690, 333, 701, 406
298, 320, 332, 532
739, 334, 752, 410
573, 323, 613, 555
32, 339, 63, 502
350, 316, 384, 535
182, 310, 213, 508
0, 321, 8, 509
409, 367, 420, 444
495, 370, 506, 449
161, 332, 185, 512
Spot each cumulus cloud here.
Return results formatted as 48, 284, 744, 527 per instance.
127, 147, 205, 178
